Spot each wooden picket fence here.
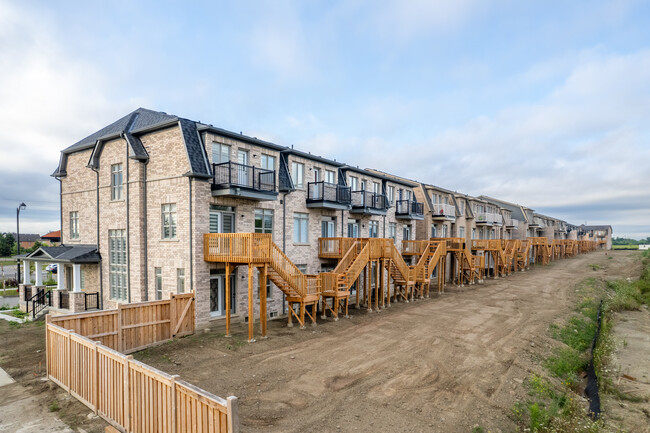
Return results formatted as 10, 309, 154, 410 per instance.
46, 292, 240, 432
49, 293, 195, 354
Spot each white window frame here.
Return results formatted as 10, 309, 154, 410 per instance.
177, 268, 185, 294
260, 154, 275, 171
369, 220, 379, 238
325, 169, 336, 184
109, 229, 127, 301
255, 209, 273, 234
212, 142, 231, 164
293, 212, 309, 243
70, 211, 79, 239
291, 162, 304, 188
387, 186, 395, 204
111, 163, 123, 201
161, 203, 177, 239
155, 267, 162, 300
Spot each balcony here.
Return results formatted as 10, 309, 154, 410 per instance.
211, 162, 278, 201
505, 218, 519, 229
476, 212, 503, 225
350, 191, 389, 215
306, 182, 351, 210
431, 203, 456, 220
395, 200, 424, 220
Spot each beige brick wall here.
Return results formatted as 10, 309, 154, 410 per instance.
61, 149, 97, 244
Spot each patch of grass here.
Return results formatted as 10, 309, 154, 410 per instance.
545, 347, 587, 385
0, 288, 18, 296
604, 280, 642, 311
588, 263, 602, 271
550, 315, 596, 352
612, 244, 638, 250
471, 426, 485, 433
0, 304, 13, 310
7, 309, 28, 319
48, 400, 60, 412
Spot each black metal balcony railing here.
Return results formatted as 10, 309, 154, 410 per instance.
307, 182, 351, 204
395, 199, 424, 217
212, 162, 276, 192
351, 190, 389, 210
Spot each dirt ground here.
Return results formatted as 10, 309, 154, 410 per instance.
134, 250, 642, 433
602, 305, 650, 433
0, 250, 643, 433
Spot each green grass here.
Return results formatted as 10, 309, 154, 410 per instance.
588, 263, 602, 270
611, 244, 638, 250
0, 288, 18, 296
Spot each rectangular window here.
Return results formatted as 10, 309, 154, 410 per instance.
372, 182, 380, 194
389, 222, 397, 243
260, 154, 275, 171
80, 269, 85, 290
313, 167, 321, 182
293, 213, 309, 243
431, 225, 437, 238
155, 267, 162, 300
325, 169, 336, 184
459, 227, 465, 239
347, 219, 359, 238
291, 162, 304, 188
321, 217, 335, 237
472, 228, 476, 239
369, 220, 379, 238
70, 211, 79, 239
111, 163, 123, 201
210, 205, 235, 233
161, 204, 177, 239
349, 176, 358, 190
212, 143, 231, 164
109, 229, 127, 301
442, 225, 448, 237
458, 200, 465, 216
403, 224, 411, 241
177, 268, 185, 294
254, 209, 273, 234
387, 186, 395, 204
361, 180, 366, 191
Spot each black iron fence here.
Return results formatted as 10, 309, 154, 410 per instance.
27, 287, 52, 318
351, 191, 389, 210
84, 292, 99, 310
395, 200, 424, 217
212, 162, 275, 192
307, 182, 351, 204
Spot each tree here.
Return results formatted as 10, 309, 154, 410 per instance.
0, 233, 15, 257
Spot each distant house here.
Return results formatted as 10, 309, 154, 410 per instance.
41, 230, 61, 246
579, 225, 613, 250
11, 233, 41, 250
640, 244, 649, 251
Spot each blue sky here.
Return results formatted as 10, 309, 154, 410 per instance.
0, 0, 649, 238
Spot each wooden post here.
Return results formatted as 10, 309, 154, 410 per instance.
117, 303, 123, 353
225, 263, 231, 337
66, 329, 72, 393
94, 340, 100, 414
171, 374, 180, 433
247, 264, 255, 343
374, 259, 379, 310
379, 259, 384, 309
260, 264, 267, 338
227, 396, 239, 433
123, 355, 133, 431
170, 293, 177, 338
45, 315, 50, 377
385, 260, 391, 307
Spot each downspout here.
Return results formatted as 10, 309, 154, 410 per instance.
189, 177, 193, 292
341, 209, 344, 236
142, 161, 149, 301
125, 136, 131, 303
282, 192, 287, 315
90, 165, 103, 309
58, 177, 63, 242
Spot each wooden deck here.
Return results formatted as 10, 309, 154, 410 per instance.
204, 233, 597, 342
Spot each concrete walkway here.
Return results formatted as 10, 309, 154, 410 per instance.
0, 366, 73, 433
0, 311, 26, 323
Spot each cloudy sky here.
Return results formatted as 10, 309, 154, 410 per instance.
0, 0, 648, 239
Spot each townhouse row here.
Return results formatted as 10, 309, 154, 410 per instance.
19, 108, 611, 325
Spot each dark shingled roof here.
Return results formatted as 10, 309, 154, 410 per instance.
581, 225, 612, 231
66, 108, 178, 153
11, 233, 41, 242
179, 118, 211, 178
25, 245, 101, 263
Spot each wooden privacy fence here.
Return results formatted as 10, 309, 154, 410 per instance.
49, 293, 195, 354
46, 320, 239, 433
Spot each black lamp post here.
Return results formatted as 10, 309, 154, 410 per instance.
16, 202, 26, 284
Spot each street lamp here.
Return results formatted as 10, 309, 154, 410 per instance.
16, 202, 26, 284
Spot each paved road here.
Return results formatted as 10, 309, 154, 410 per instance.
0, 296, 19, 308
0, 367, 73, 433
